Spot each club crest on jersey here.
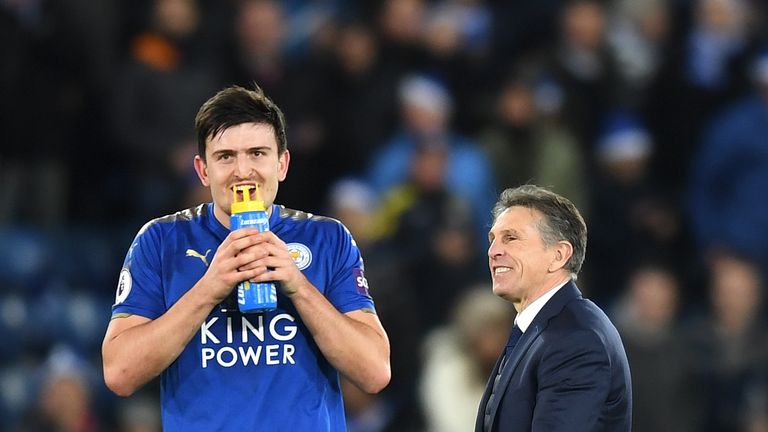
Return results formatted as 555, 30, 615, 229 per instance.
115, 268, 132, 304
286, 243, 312, 270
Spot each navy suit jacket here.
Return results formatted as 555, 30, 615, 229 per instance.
475, 282, 632, 431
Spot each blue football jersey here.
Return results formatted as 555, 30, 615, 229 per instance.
111, 203, 375, 431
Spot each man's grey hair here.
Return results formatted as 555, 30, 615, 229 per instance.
491, 185, 587, 279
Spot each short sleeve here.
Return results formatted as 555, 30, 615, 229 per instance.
111, 221, 166, 319
324, 221, 376, 314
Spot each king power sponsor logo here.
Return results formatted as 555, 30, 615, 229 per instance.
200, 313, 298, 368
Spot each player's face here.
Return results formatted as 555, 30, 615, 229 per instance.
194, 122, 289, 227
487, 206, 557, 306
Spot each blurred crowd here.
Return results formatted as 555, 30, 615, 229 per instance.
2, 0, 768, 430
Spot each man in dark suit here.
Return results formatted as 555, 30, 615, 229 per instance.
476, 185, 632, 431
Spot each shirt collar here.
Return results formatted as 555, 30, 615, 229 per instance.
515, 279, 570, 332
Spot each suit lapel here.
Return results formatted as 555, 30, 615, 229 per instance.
483, 282, 583, 430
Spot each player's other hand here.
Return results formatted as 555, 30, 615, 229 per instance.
202, 228, 265, 302
237, 232, 308, 297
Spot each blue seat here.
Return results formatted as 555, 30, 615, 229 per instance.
0, 228, 54, 291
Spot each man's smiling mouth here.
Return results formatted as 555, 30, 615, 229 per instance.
494, 267, 512, 274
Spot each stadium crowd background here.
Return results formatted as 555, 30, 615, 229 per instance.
2, 0, 768, 430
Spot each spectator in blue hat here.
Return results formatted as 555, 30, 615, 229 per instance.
587, 110, 684, 307
367, 73, 495, 247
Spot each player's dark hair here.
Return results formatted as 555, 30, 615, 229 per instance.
195, 84, 287, 160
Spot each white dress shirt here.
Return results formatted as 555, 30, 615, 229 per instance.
514, 279, 570, 332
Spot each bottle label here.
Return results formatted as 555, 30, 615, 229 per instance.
237, 280, 277, 312
231, 212, 269, 232
238, 281, 248, 305
237, 217, 269, 228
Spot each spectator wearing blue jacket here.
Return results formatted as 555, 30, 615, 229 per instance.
688, 49, 768, 275
367, 74, 496, 245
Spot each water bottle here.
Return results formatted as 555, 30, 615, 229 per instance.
230, 184, 277, 313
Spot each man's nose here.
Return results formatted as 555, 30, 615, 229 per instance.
488, 239, 501, 258
234, 155, 252, 177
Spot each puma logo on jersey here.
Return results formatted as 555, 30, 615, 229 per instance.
186, 249, 211, 267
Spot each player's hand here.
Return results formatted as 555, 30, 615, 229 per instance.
201, 228, 265, 302
237, 232, 309, 297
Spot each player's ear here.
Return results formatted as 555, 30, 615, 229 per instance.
194, 155, 210, 187
277, 150, 290, 182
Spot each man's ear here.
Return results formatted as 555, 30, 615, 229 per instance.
549, 241, 574, 273
193, 155, 210, 187
277, 149, 290, 182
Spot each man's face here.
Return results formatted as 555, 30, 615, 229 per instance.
194, 122, 289, 226
487, 206, 557, 305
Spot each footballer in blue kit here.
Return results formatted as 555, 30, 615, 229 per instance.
102, 85, 391, 431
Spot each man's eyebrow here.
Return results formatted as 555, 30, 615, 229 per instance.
211, 145, 274, 158
489, 228, 520, 240
247, 145, 273, 152
211, 149, 235, 157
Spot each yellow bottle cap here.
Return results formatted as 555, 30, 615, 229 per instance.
231, 184, 266, 214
